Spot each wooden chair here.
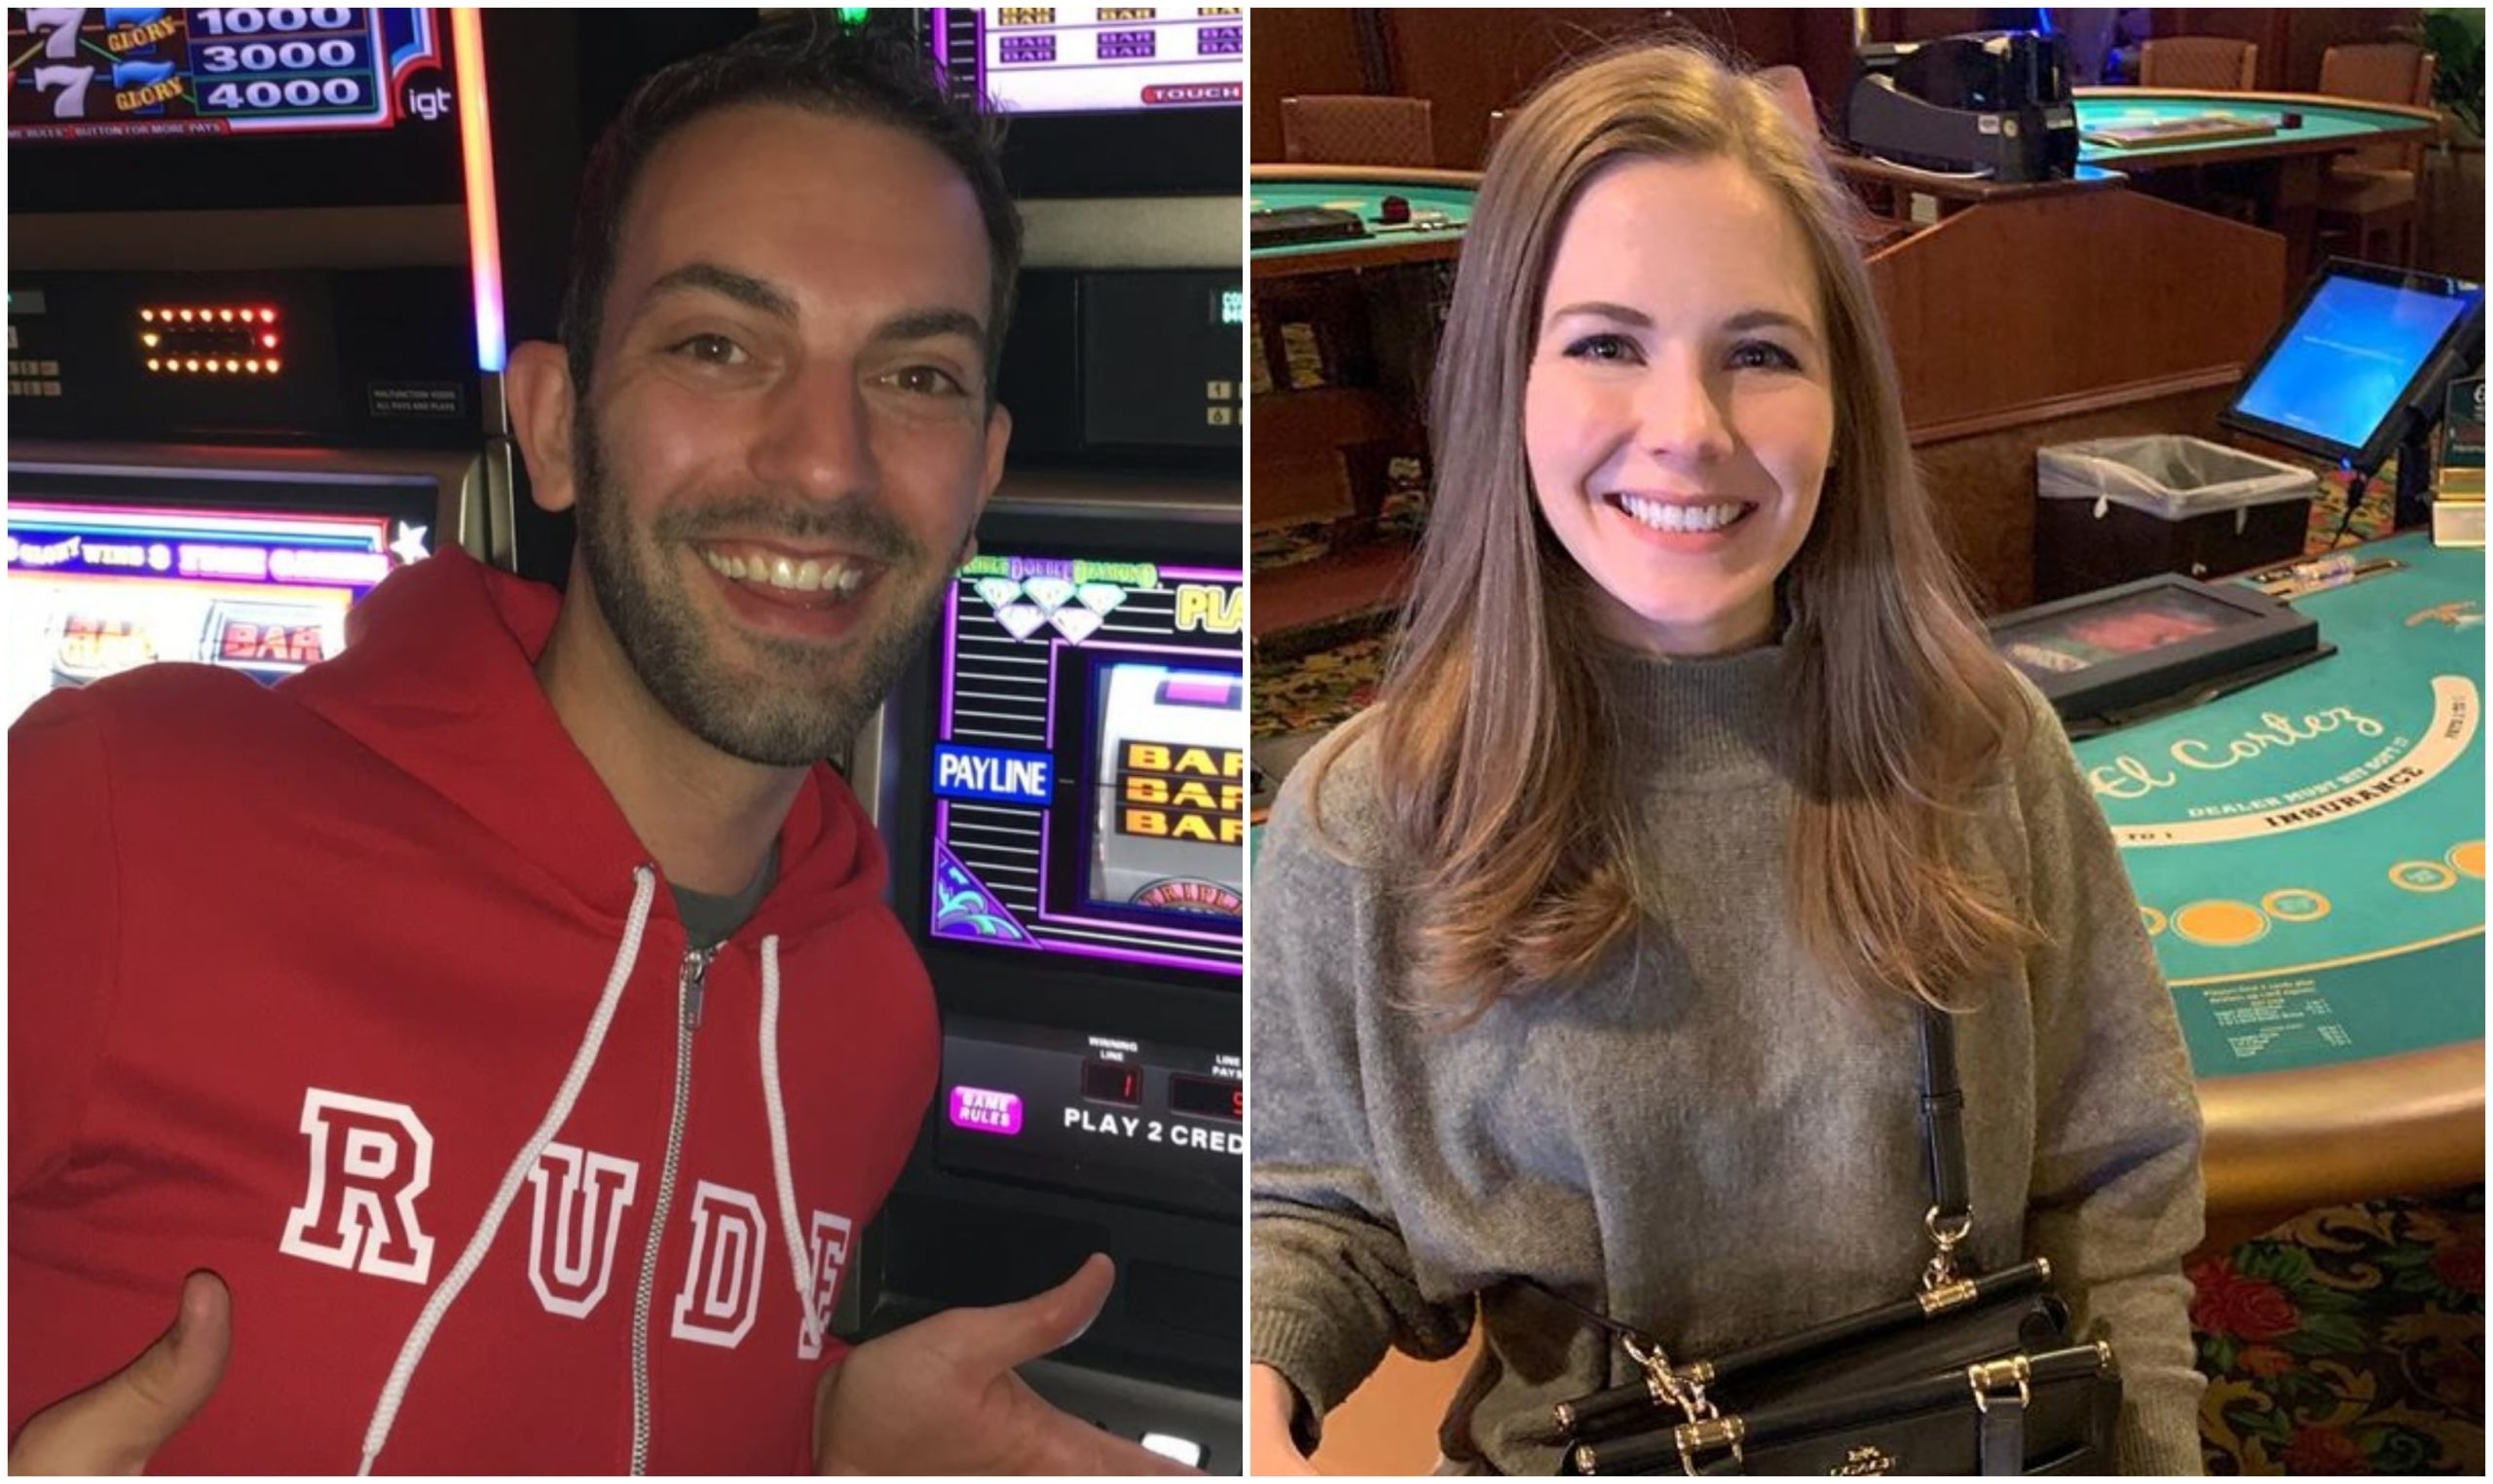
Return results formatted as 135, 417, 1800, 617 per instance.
2315, 42, 2437, 265
1281, 95, 1435, 168
2137, 36, 2259, 92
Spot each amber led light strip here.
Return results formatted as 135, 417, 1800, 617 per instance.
139, 305, 283, 375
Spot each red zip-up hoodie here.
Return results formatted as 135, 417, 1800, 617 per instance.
9, 547, 939, 1472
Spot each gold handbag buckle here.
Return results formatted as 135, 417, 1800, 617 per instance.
1674, 1415, 1746, 1477
1966, 1354, 2033, 1413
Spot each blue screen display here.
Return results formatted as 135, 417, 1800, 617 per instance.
2234, 276, 2479, 456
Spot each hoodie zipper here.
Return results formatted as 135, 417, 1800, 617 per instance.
630, 942, 716, 1474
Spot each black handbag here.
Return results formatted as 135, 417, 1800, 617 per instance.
1544, 1010, 2122, 1476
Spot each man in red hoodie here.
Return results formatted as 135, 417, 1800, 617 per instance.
9, 19, 1193, 1475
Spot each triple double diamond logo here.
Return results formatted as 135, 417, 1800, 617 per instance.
973, 575, 1128, 644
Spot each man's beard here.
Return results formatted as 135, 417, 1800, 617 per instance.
570, 407, 958, 767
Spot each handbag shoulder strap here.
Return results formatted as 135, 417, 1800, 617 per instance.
1917, 1008, 1974, 1281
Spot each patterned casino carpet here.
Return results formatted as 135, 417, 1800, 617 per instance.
2306, 465, 2400, 549
2195, 1187, 2485, 1475
1252, 631, 1388, 740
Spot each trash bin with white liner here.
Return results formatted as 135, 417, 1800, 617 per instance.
2034, 435, 2319, 601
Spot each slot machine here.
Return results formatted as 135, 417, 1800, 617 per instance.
844, 7, 1246, 1471
5, 6, 507, 724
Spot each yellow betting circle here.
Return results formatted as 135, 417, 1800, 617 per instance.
2171, 899, 2269, 948
2259, 889, 2331, 923
2389, 860, 2459, 893
2139, 905, 2168, 937
2449, 840, 2484, 879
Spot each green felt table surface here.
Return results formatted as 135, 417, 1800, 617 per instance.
1248, 181, 1477, 261
2073, 534, 2484, 1078
1247, 100, 2417, 251
2074, 93, 2428, 167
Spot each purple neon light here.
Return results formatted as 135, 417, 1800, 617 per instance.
1157, 672, 1239, 708
1083, 639, 1235, 661
948, 1085, 1023, 1135
939, 583, 964, 737
1159, 566, 1243, 582
1040, 904, 1242, 947
1061, 941, 1242, 976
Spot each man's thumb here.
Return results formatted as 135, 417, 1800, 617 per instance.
15, 1271, 231, 1474
947, 1252, 1116, 1375
117, 1272, 232, 1436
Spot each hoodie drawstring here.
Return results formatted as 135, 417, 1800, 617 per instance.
356, 866, 659, 1475
758, 934, 825, 1360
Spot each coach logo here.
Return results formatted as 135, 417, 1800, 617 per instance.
526, 1143, 640, 1318
279, 1089, 435, 1283
1830, 1443, 1895, 1475
798, 1210, 855, 1359
671, 1182, 767, 1348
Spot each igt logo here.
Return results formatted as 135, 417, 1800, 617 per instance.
406, 83, 454, 122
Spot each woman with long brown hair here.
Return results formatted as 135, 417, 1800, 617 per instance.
1249, 41, 2207, 1475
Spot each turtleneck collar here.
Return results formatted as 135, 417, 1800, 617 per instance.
1591, 638, 1793, 781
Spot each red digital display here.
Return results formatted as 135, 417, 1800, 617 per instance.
1080, 1058, 1141, 1106
1169, 1072, 1240, 1123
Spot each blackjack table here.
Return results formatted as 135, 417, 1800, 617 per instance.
2068, 533, 2483, 1237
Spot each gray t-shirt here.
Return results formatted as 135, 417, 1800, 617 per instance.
1249, 644, 2209, 1475
672, 842, 780, 950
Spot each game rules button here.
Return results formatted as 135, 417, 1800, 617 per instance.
948, 1086, 1024, 1137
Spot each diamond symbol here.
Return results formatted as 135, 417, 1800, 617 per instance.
975, 576, 1023, 612
1049, 608, 1103, 644
995, 604, 1047, 640
1023, 575, 1075, 613
1075, 582, 1126, 615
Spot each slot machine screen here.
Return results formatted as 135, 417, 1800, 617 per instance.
8, 9, 449, 142
925, 549, 1244, 975
4, 487, 432, 725
931, 6, 1244, 114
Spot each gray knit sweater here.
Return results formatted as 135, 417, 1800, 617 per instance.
1249, 643, 2208, 1475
